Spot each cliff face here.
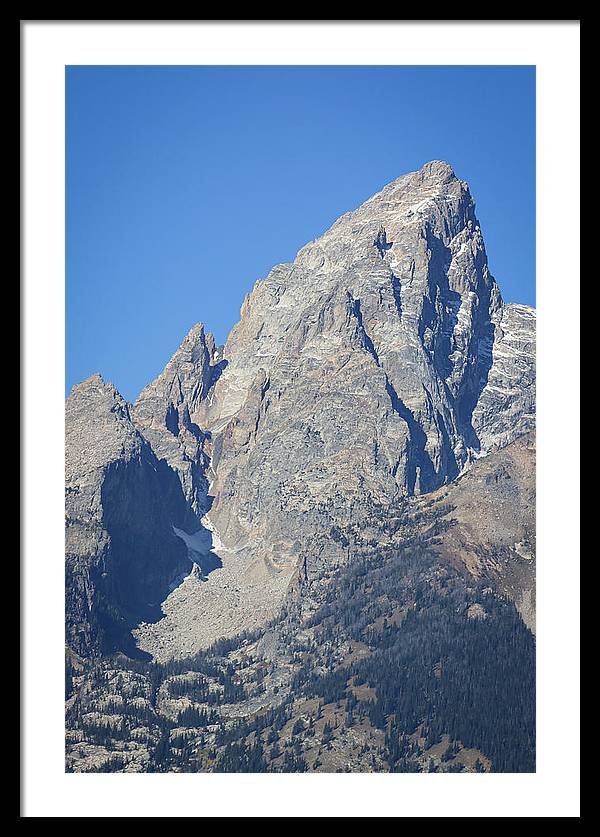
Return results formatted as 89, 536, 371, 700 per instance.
472, 303, 536, 451
132, 323, 222, 515
66, 162, 536, 658
65, 374, 194, 656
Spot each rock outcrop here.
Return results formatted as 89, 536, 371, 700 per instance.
472, 303, 536, 451
132, 323, 222, 514
65, 374, 194, 656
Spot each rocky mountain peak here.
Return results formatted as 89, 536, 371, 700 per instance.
135, 321, 216, 419
419, 158, 456, 178
66, 162, 535, 658
200, 161, 503, 493
65, 373, 142, 482
131, 322, 223, 513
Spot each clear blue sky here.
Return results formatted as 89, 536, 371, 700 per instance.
66, 65, 535, 401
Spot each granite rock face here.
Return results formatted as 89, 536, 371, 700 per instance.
65, 374, 194, 656
472, 303, 536, 451
132, 323, 223, 514
66, 161, 536, 658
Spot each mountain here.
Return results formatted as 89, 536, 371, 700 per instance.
65, 161, 536, 772
133, 159, 535, 655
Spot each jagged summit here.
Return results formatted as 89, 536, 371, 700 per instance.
420, 159, 456, 176
365, 159, 459, 202
132, 321, 221, 514
69, 371, 106, 390
65, 372, 140, 479
293, 160, 473, 274
68, 371, 118, 401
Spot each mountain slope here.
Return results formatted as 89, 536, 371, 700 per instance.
66, 435, 535, 774
415, 432, 536, 632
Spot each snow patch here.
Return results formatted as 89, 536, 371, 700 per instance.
172, 524, 213, 555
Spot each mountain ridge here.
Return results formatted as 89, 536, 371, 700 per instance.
65, 160, 535, 659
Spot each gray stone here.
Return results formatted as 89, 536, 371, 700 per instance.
472, 303, 536, 451
132, 323, 221, 514
65, 374, 194, 656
